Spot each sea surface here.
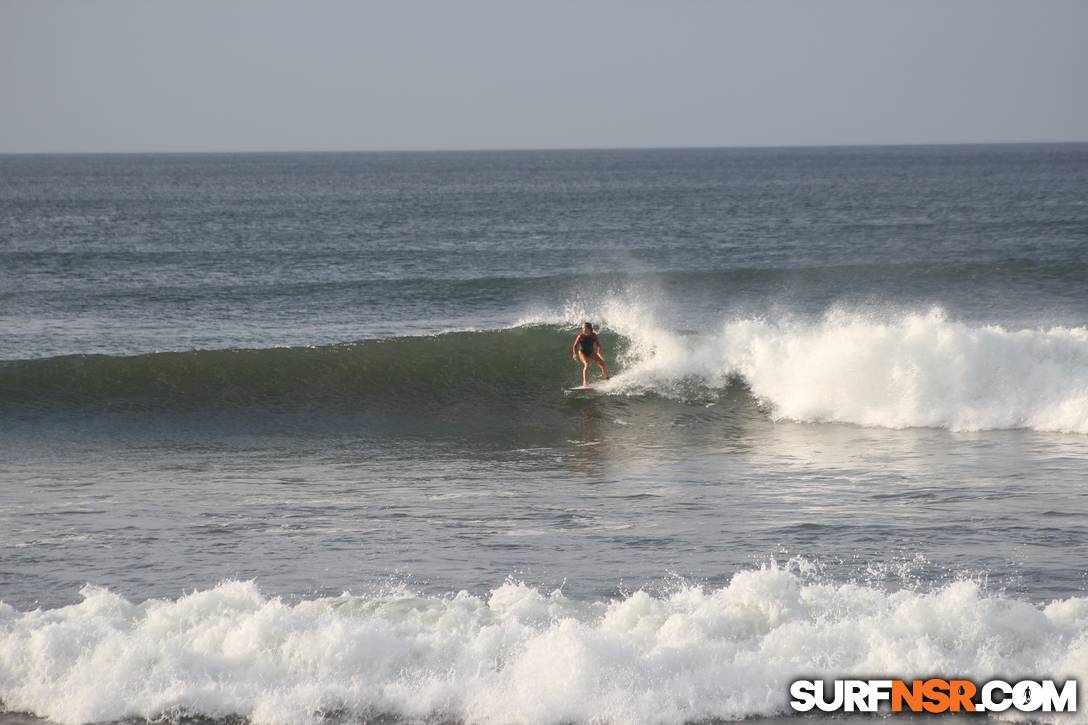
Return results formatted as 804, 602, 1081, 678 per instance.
1, 145, 1087, 724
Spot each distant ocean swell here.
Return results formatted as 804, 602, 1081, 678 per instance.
3, 307, 1088, 434
0, 566, 1085, 725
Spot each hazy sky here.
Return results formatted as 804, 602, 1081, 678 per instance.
2, 0, 1086, 153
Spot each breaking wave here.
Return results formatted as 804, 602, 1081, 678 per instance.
4, 304, 1088, 433
594, 305, 1088, 434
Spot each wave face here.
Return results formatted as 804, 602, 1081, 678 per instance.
5, 307, 1088, 434
0, 327, 588, 413
0, 568, 1085, 725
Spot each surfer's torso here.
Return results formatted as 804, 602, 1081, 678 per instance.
577, 332, 599, 356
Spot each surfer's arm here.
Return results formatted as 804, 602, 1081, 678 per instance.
572, 335, 582, 358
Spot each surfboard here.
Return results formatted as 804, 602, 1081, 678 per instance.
564, 385, 602, 397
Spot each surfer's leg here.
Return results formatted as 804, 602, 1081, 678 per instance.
592, 353, 609, 380
578, 352, 590, 386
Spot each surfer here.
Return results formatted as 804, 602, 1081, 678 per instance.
572, 322, 610, 387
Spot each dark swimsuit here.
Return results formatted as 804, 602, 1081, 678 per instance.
578, 334, 598, 357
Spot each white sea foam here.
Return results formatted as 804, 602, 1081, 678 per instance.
1, 567, 1085, 725
527, 300, 1088, 434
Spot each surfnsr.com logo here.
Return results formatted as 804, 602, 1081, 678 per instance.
790, 679, 1077, 714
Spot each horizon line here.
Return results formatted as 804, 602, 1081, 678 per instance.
2, 139, 1087, 157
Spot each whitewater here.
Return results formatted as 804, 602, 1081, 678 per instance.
3, 566, 1086, 725
565, 303, 1088, 435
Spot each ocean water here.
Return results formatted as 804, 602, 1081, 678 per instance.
1, 145, 1087, 724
